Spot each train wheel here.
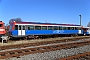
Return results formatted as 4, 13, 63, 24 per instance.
84, 33, 86, 36
25, 36, 28, 40
71, 34, 74, 37
76, 34, 78, 37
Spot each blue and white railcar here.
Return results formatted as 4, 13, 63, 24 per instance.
9, 21, 83, 38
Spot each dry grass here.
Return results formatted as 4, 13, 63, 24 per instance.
0, 36, 90, 46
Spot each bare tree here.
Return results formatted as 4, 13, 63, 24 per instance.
87, 22, 90, 27
5, 24, 10, 35
9, 18, 23, 24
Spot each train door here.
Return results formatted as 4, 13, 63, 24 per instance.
18, 25, 25, 36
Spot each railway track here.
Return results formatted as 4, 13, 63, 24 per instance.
0, 36, 90, 50
60, 52, 90, 60
6, 36, 90, 45
0, 40, 90, 59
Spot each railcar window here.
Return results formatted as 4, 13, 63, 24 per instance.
19, 25, 21, 30
63, 27, 67, 30
0, 24, 2, 27
78, 27, 81, 30
15, 25, 18, 30
59, 26, 62, 30
23, 25, 25, 30
35, 26, 41, 30
70, 27, 74, 30
68, 27, 70, 30
48, 26, 53, 30
75, 27, 77, 30
25, 25, 28, 30
42, 26, 47, 30
66, 27, 68, 30
54, 26, 59, 30
75, 27, 81, 30
28, 25, 34, 30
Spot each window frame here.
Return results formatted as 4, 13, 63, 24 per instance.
35, 26, 41, 30
27, 25, 34, 30
63, 27, 67, 30
48, 26, 53, 30
19, 25, 21, 30
42, 26, 47, 30
59, 26, 62, 30
54, 26, 59, 30
15, 25, 18, 30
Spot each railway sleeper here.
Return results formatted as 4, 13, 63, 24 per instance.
36, 47, 45, 50
23, 50, 30, 52
9, 52, 15, 55
84, 56, 90, 59
0, 38, 89, 51
0, 54, 5, 56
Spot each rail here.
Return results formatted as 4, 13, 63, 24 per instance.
0, 37, 89, 50
0, 40, 90, 59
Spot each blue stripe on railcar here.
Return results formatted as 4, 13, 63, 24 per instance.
12, 30, 18, 37
85, 30, 90, 34
25, 30, 83, 35
86, 32, 89, 34
11, 30, 84, 37
86, 32, 90, 34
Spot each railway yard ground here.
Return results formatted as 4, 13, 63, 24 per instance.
0, 36, 90, 60
0, 36, 90, 46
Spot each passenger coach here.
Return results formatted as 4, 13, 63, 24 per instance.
8, 21, 84, 39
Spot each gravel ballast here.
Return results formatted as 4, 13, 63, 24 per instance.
5, 44, 90, 60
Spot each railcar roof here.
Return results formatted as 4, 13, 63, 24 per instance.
83, 27, 90, 28
10, 21, 81, 26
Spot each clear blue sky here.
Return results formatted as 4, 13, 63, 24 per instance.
0, 0, 90, 26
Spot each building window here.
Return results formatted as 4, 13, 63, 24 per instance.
42, 26, 47, 30
35, 26, 41, 30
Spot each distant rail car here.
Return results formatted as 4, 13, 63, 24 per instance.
0, 21, 6, 36
8, 21, 84, 39
0, 21, 8, 41
82, 27, 90, 35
